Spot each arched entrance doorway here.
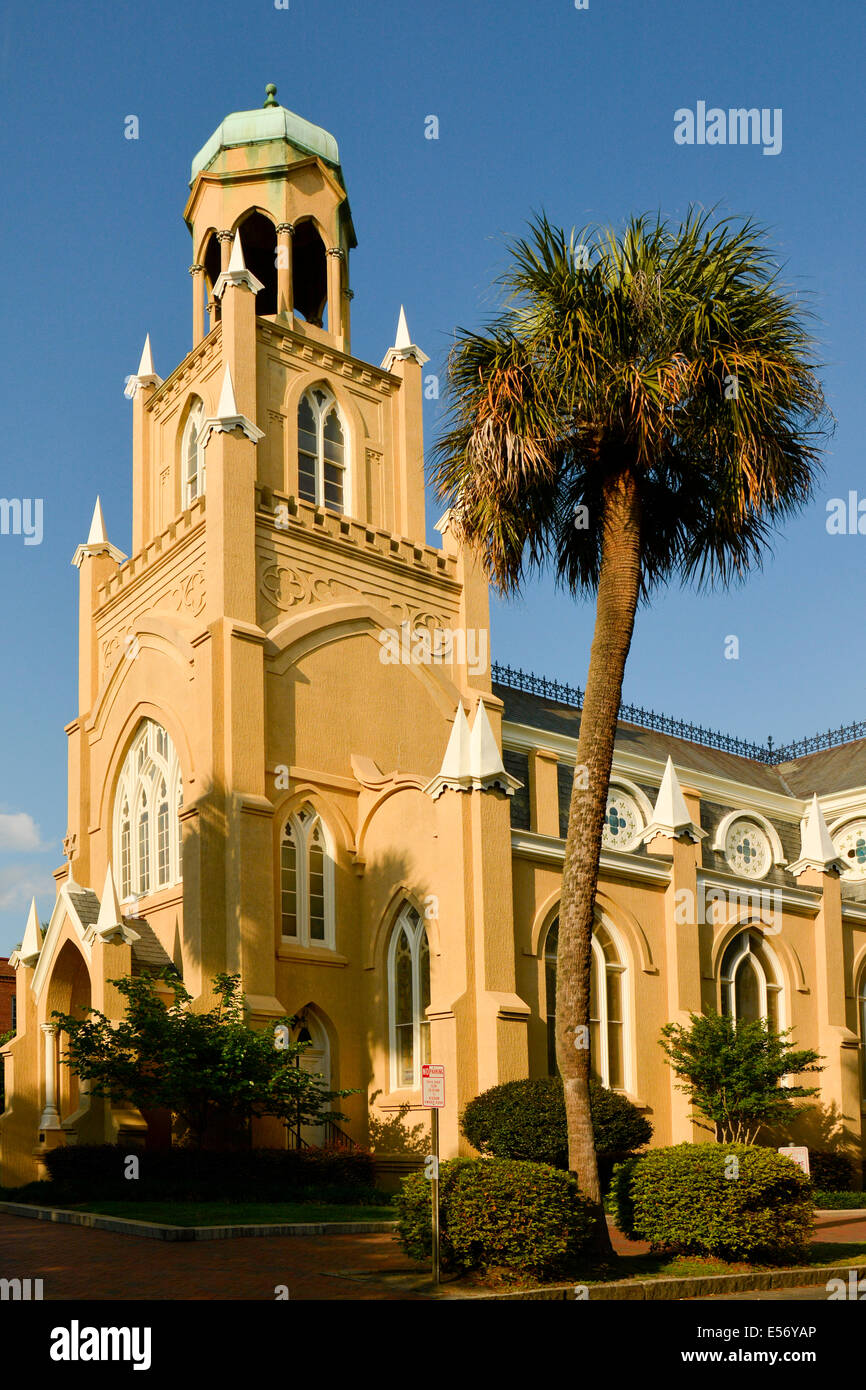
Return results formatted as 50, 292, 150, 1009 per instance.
291, 1008, 332, 1148
45, 940, 92, 1131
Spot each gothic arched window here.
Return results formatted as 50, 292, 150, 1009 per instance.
182, 399, 206, 509
280, 806, 335, 948
387, 904, 431, 1090
545, 916, 627, 1089
720, 929, 782, 1029
297, 387, 347, 514
113, 720, 183, 900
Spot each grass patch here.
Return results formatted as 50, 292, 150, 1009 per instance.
61, 1200, 395, 1227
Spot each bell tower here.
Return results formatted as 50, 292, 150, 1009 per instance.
184, 83, 356, 352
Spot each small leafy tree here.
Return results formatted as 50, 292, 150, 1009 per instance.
660, 1010, 823, 1143
53, 969, 347, 1148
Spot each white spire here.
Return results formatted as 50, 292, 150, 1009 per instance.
137, 333, 155, 378
95, 863, 124, 939
469, 699, 506, 781
425, 699, 520, 800
228, 231, 246, 274
395, 305, 411, 350
790, 794, 846, 877
72, 498, 126, 570
439, 702, 471, 781
381, 305, 430, 372
213, 234, 264, 299
17, 897, 43, 967
200, 364, 265, 448
217, 364, 238, 418
86, 496, 108, 546
642, 756, 705, 843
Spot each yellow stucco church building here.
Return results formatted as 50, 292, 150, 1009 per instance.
2, 88, 866, 1187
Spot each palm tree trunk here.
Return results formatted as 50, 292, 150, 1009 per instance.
556, 469, 642, 1256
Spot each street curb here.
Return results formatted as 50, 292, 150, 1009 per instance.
466, 1261, 866, 1301
0, 1201, 399, 1242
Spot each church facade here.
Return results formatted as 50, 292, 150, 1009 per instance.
2, 89, 866, 1187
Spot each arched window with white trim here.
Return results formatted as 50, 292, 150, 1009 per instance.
297, 386, 347, 513
720, 928, 782, 1029
545, 915, 628, 1089
113, 720, 183, 900
279, 806, 335, 948
182, 398, 206, 509
388, 904, 430, 1090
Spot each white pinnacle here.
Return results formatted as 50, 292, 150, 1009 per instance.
20, 897, 43, 964
96, 862, 124, 937
469, 699, 506, 781
137, 333, 155, 378
800, 795, 839, 865
395, 305, 412, 349
228, 231, 246, 274
217, 364, 238, 418
86, 497, 108, 546
439, 702, 471, 781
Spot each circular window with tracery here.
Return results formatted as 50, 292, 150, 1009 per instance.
723, 819, 772, 879
601, 790, 643, 852
835, 820, 866, 878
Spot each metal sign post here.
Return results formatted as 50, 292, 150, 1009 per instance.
422, 1063, 446, 1287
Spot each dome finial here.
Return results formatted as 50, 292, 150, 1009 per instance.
264, 83, 278, 108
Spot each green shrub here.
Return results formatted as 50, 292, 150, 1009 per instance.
395, 1156, 594, 1279
35, 1144, 378, 1204
808, 1150, 854, 1191
611, 1143, 814, 1263
812, 1190, 866, 1210
460, 1076, 651, 1186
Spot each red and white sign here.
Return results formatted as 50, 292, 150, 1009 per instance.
422, 1063, 446, 1109
778, 1145, 810, 1176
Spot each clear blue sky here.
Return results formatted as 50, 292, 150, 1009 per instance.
0, 0, 863, 950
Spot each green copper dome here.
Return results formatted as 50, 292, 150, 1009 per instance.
190, 85, 341, 184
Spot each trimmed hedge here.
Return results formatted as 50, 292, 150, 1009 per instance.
395, 1157, 594, 1278
460, 1076, 652, 1186
20, 1144, 380, 1205
611, 1143, 814, 1263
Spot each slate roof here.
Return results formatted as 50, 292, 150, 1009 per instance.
495, 685, 791, 795
62, 886, 174, 974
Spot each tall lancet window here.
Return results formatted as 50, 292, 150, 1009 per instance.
387, 904, 431, 1090
297, 387, 346, 514
280, 806, 335, 948
113, 720, 183, 900
182, 399, 206, 509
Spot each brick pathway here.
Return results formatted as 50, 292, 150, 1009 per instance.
0, 1214, 429, 1301
0, 1209, 862, 1301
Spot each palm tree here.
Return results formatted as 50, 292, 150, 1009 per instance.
433, 209, 830, 1254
